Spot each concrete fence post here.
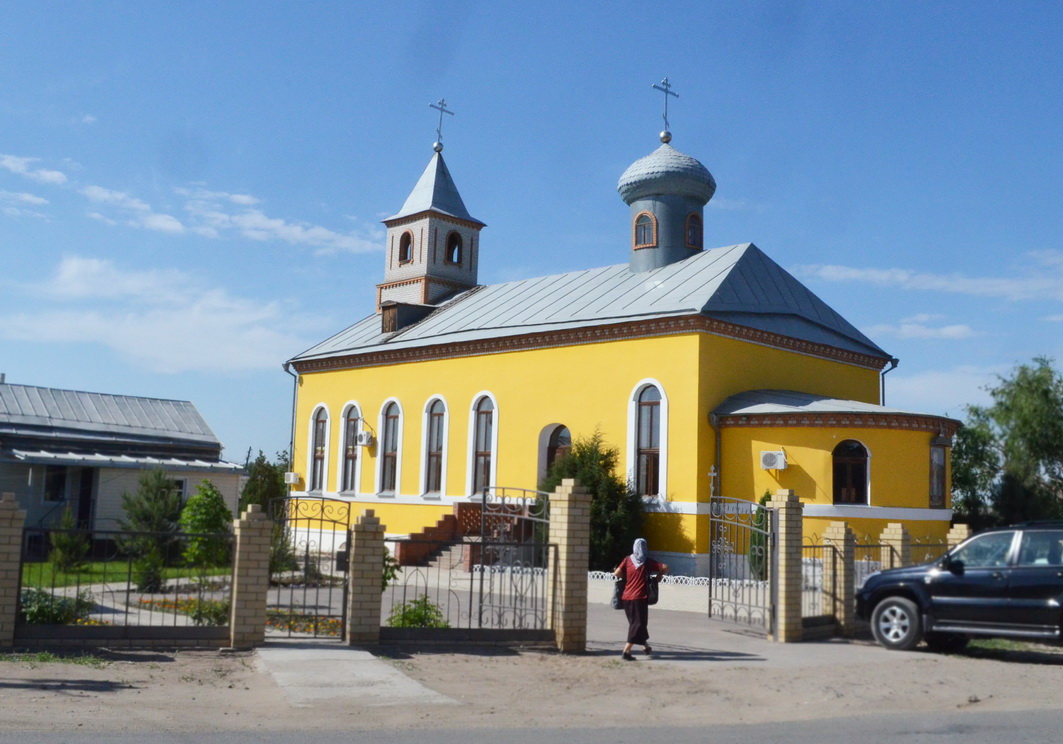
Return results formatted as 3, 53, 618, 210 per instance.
547, 478, 591, 653
0, 493, 27, 648
822, 521, 855, 636
346, 509, 385, 646
229, 503, 272, 650
768, 489, 803, 642
947, 523, 972, 548
880, 522, 911, 569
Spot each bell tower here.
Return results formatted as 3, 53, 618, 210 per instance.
377, 100, 485, 310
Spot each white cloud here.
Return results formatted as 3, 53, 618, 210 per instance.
81, 114, 97, 125
886, 365, 1001, 419
81, 184, 186, 234
0, 154, 67, 185
4, 256, 316, 373
795, 252, 1063, 302
0, 190, 49, 218
139, 213, 185, 234
865, 321, 976, 340
0, 190, 48, 206
81, 185, 151, 211
1044, 315, 1063, 322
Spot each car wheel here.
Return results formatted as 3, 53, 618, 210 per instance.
924, 632, 969, 653
870, 596, 922, 650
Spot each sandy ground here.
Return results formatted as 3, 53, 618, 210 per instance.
2, 634, 1062, 734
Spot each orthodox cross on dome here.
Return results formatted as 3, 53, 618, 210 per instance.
651, 77, 678, 143
429, 98, 454, 152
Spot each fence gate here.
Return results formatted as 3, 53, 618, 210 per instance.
267, 497, 352, 639
707, 497, 775, 635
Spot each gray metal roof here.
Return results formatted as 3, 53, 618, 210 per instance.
385, 151, 484, 225
0, 383, 220, 448
617, 143, 716, 204
713, 389, 925, 418
5, 449, 242, 472
289, 243, 890, 365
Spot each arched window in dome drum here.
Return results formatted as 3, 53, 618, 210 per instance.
634, 213, 656, 249
398, 231, 413, 264
685, 213, 703, 249
445, 231, 462, 264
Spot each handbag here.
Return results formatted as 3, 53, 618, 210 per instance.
646, 572, 660, 606
611, 577, 625, 609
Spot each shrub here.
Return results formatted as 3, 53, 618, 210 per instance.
748, 491, 771, 581
179, 480, 233, 569
49, 507, 89, 573
386, 595, 449, 628
19, 588, 95, 625
119, 469, 183, 591
382, 548, 401, 592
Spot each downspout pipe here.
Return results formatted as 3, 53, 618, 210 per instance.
709, 412, 721, 499
283, 361, 298, 496
880, 357, 899, 406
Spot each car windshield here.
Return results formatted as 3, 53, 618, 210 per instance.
950, 531, 1014, 568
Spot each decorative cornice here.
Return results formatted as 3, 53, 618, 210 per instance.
383, 210, 485, 231
717, 411, 960, 436
290, 313, 891, 375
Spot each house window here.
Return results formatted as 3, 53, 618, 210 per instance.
546, 426, 571, 471
472, 397, 494, 494
380, 402, 400, 493
310, 407, 328, 491
43, 466, 67, 502
685, 213, 703, 249
398, 231, 413, 264
445, 232, 463, 264
634, 212, 656, 249
929, 445, 946, 508
833, 440, 869, 505
425, 399, 445, 494
636, 386, 661, 496
342, 406, 360, 492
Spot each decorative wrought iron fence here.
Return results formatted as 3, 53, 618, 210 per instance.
800, 539, 833, 619
707, 497, 774, 633
17, 527, 233, 642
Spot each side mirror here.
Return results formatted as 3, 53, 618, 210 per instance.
945, 557, 965, 576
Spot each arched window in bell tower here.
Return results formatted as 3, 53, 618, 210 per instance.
445, 231, 463, 264
398, 231, 413, 264
634, 212, 657, 249
685, 213, 703, 249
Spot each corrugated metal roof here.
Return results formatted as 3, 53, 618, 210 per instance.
713, 389, 922, 417
0, 383, 220, 446
6, 449, 242, 472
289, 243, 890, 365
385, 151, 484, 225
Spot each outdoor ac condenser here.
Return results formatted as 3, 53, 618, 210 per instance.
760, 450, 787, 470
355, 431, 375, 447
283, 472, 301, 485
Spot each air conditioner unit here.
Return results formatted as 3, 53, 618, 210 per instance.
355, 431, 375, 447
760, 450, 787, 470
283, 472, 301, 485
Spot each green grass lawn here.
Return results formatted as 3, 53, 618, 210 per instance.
21, 561, 231, 589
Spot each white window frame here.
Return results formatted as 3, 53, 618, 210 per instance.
420, 395, 449, 497
626, 379, 668, 500
376, 398, 404, 496
466, 391, 499, 496
338, 401, 363, 495
307, 403, 331, 494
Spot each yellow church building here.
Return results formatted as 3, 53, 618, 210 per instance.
283, 126, 958, 575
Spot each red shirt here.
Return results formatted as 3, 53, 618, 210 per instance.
618, 555, 663, 601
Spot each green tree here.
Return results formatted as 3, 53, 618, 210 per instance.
240, 450, 298, 577
539, 430, 644, 571
49, 506, 89, 573
179, 480, 233, 568
118, 469, 184, 592
952, 357, 1063, 527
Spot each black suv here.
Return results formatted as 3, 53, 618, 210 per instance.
856, 523, 1063, 651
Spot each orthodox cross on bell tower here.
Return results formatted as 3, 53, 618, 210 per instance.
430, 98, 454, 153
651, 77, 679, 144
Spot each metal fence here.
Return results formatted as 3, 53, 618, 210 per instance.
17, 527, 233, 645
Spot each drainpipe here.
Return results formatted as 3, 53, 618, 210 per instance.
880, 357, 899, 406
709, 412, 721, 499
283, 361, 298, 496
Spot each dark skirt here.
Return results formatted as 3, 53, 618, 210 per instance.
624, 598, 650, 645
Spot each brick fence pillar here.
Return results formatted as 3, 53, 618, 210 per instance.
547, 478, 591, 653
947, 523, 972, 548
0, 493, 26, 648
768, 489, 803, 642
822, 520, 855, 636
880, 522, 911, 569
346, 509, 384, 646
229, 503, 272, 650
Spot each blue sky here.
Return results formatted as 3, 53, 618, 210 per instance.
2, 1, 1061, 463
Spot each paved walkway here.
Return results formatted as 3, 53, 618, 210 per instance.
257, 599, 880, 707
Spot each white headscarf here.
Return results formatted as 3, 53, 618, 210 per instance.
631, 538, 648, 569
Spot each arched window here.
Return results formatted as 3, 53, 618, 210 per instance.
634, 213, 656, 249
310, 407, 328, 492
425, 399, 446, 494
445, 231, 462, 264
398, 231, 413, 264
341, 406, 360, 492
546, 426, 571, 471
380, 402, 400, 493
685, 213, 703, 249
636, 386, 661, 496
472, 397, 494, 494
833, 440, 869, 505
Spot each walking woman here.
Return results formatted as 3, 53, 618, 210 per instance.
613, 538, 668, 660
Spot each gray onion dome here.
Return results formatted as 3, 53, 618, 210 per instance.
617, 143, 716, 205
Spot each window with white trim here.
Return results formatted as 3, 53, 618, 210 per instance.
380, 402, 400, 493
425, 399, 446, 494
472, 396, 494, 494
341, 406, 360, 492
310, 407, 328, 492
636, 386, 661, 496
